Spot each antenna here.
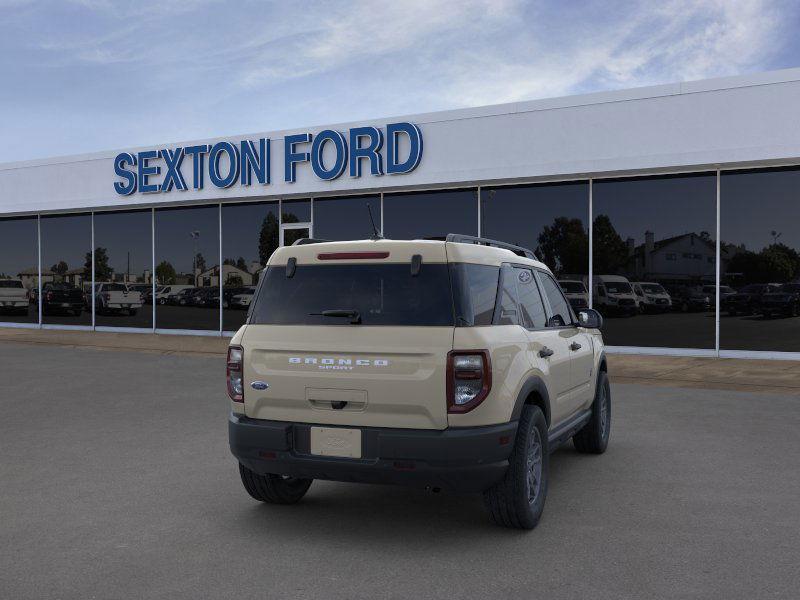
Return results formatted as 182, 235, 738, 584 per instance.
367, 203, 383, 240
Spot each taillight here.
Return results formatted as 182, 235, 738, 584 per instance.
446, 350, 491, 413
102, 293, 110, 301
46, 291, 53, 302
227, 345, 244, 402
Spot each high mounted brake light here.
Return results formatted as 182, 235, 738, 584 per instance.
317, 252, 390, 260
446, 350, 492, 413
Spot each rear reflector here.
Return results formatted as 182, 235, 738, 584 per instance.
317, 252, 390, 260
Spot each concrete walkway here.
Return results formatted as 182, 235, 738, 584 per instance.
0, 327, 798, 395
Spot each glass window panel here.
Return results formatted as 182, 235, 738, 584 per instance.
92, 210, 152, 329
313, 195, 381, 240
40, 214, 92, 325
538, 271, 573, 327
0, 217, 38, 324
496, 264, 519, 326
721, 168, 800, 352
592, 173, 717, 349
282, 199, 311, 223
154, 205, 220, 331
383, 189, 478, 239
451, 263, 499, 326
481, 182, 589, 313
221, 202, 278, 332
514, 268, 547, 329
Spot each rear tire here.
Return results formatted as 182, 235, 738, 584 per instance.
483, 405, 549, 530
238, 463, 312, 504
573, 371, 611, 454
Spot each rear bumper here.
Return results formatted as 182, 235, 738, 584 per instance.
229, 413, 518, 493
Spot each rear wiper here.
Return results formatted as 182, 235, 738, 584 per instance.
310, 309, 362, 324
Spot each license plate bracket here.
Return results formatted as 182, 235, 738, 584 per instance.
310, 427, 362, 459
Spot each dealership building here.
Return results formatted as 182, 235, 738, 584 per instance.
1, 68, 800, 359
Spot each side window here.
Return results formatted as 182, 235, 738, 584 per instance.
450, 263, 500, 326
597, 285, 606, 297
513, 267, 547, 329
495, 264, 519, 325
539, 272, 574, 327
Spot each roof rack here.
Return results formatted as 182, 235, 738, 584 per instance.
291, 238, 333, 246
444, 234, 537, 260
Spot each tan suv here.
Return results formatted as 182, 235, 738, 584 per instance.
227, 234, 610, 529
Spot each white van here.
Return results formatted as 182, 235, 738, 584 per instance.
593, 275, 638, 316
631, 282, 672, 313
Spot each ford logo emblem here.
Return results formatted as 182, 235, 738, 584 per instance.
250, 381, 269, 390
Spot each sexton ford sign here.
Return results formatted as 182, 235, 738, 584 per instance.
112, 122, 423, 196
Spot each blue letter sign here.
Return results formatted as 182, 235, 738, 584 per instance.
113, 123, 422, 195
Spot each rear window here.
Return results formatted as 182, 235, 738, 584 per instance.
250, 263, 455, 326
0, 280, 23, 288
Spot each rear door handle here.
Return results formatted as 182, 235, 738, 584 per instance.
570, 342, 582, 351
539, 347, 554, 358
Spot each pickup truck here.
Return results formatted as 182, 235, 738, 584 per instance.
90, 283, 143, 315
42, 282, 84, 316
0, 279, 30, 314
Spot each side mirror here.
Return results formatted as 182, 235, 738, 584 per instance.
577, 309, 603, 330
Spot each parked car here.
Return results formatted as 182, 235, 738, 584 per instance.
702, 284, 736, 303
722, 283, 781, 316
90, 282, 143, 315
188, 287, 220, 308
593, 275, 638, 316
631, 281, 672, 313
759, 283, 800, 318
125, 284, 154, 305
223, 286, 254, 309
558, 280, 589, 311
156, 285, 194, 305
0, 279, 30, 315
230, 288, 256, 310
168, 287, 198, 306
41, 282, 84, 316
228, 235, 610, 530
669, 286, 711, 313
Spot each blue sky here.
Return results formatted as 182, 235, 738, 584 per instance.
1, 0, 798, 163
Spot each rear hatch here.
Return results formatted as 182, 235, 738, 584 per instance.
241, 241, 454, 430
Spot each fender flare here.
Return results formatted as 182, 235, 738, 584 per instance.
510, 376, 551, 426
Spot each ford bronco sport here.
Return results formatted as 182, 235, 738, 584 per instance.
228, 234, 610, 529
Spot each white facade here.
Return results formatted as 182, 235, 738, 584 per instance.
2, 68, 800, 215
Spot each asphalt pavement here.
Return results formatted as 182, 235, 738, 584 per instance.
1, 343, 798, 599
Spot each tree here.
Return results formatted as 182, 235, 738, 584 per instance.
51, 261, 68, 276
236, 256, 248, 272
258, 212, 279, 266
725, 243, 800, 285
194, 253, 207, 273
223, 258, 236, 266
536, 217, 589, 276
156, 261, 177, 285
84, 247, 113, 283
592, 215, 629, 274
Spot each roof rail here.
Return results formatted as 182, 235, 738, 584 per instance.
291, 238, 333, 246
445, 234, 537, 259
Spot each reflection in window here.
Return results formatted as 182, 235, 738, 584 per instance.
313, 195, 381, 240
481, 182, 589, 277
593, 174, 717, 349
0, 217, 39, 324
282, 199, 311, 224
221, 202, 277, 331
155, 206, 220, 331
40, 214, 92, 326
383, 189, 477, 239
721, 168, 800, 352
93, 210, 153, 329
